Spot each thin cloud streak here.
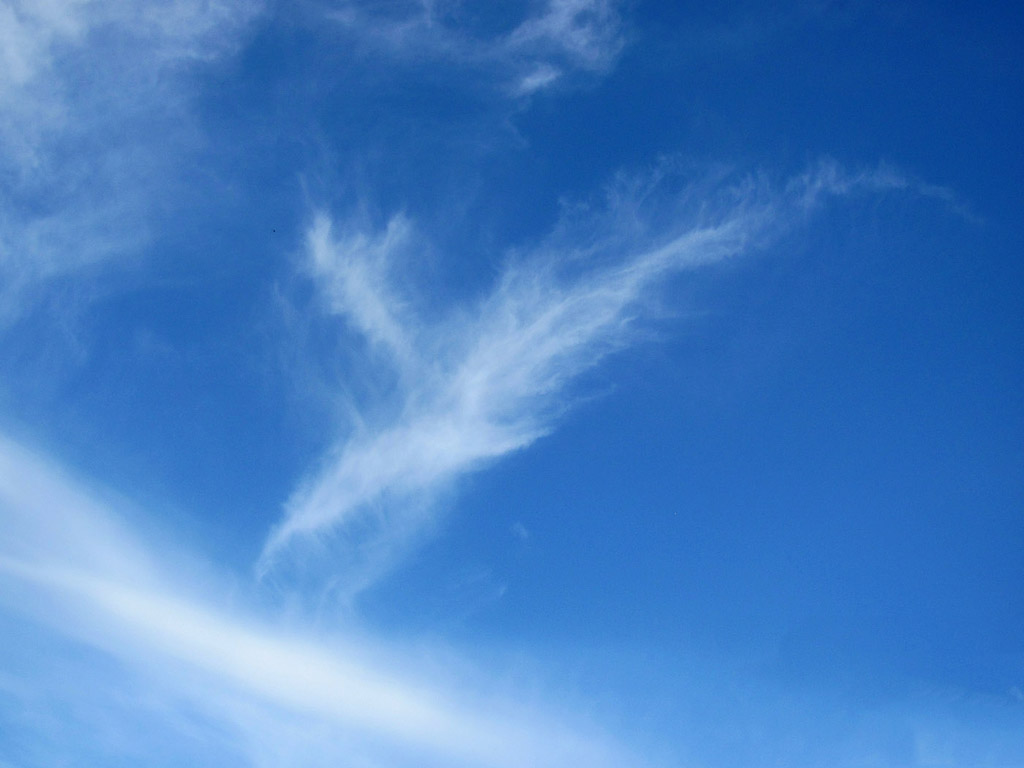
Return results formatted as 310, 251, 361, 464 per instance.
0, 434, 632, 768
261, 161, 914, 593
325, 0, 624, 96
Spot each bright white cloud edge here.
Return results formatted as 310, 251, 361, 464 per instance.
0, 434, 634, 768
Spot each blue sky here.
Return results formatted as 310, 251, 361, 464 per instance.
1, 1, 1022, 766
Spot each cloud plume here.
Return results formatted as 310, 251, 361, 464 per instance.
261, 161, 912, 595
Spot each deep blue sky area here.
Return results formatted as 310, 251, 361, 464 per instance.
0, 2, 1022, 767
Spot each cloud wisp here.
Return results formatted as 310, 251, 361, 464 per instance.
324, 0, 624, 96
261, 161, 913, 596
0, 0, 261, 324
0, 433, 633, 768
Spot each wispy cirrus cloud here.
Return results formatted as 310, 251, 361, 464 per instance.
325, 0, 625, 96
260, 160, 916, 596
0, 433, 635, 768
0, 0, 261, 323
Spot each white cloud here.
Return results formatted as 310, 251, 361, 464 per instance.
324, 0, 624, 96
511, 521, 530, 541
306, 212, 421, 376
0, 433, 635, 768
0, 433, 155, 580
0, 0, 261, 323
261, 160, 913, 596
504, 0, 623, 72
512, 63, 562, 95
